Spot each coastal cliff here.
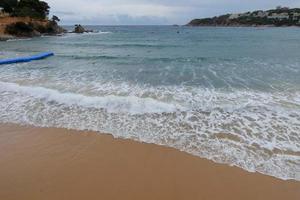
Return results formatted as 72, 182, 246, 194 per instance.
0, 0, 65, 40
188, 7, 300, 27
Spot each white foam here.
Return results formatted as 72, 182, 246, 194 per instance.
86, 31, 112, 34
0, 81, 184, 114
6, 38, 32, 42
0, 81, 299, 181
63, 31, 112, 38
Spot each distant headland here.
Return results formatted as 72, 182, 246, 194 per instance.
187, 6, 300, 27
0, 0, 65, 40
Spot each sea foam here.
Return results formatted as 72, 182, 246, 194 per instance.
0, 81, 299, 181
0, 81, 184, 114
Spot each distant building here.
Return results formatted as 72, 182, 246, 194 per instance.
0, 7, 4, 16
254, 11, 268, 18
268, 13, 289, 20
229, 13, 241, 19
0, 7, 10, 18
293, 13, 300, 20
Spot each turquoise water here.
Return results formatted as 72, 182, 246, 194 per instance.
0, 26, 300, 180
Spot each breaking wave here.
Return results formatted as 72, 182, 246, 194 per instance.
0, 81, 299, 181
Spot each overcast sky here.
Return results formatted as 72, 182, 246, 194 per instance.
46, 0, 300, 25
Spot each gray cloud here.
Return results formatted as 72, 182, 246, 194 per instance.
46, 0, 300, 25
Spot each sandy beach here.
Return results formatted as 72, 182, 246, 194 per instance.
0, 123, 299, 200
1, 1, 300, 199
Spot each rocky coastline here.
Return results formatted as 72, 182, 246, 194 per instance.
0, 0, 66, 41
0, 19, 96, 41
0, 17, 66, 41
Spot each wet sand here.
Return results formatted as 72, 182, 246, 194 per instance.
0, 123, 299, 200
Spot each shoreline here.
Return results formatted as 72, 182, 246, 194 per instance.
0, 123, 299, 200
186, 24, 300, 28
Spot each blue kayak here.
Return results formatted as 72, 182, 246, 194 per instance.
0, 52, 54, 65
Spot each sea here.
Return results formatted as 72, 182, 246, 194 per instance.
0, 26, 300, 181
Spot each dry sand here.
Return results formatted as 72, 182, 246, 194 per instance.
0, 123, 299, 200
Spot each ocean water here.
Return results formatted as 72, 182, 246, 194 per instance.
0, 26, 300, 180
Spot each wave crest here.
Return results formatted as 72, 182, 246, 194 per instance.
0, 82, 184, 114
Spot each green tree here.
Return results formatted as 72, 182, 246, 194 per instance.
14, 0, 50, 19
0, 0, 18, 13
51, 15, 60, 23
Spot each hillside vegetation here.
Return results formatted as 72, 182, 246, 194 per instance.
188, 7, 300, 27
0, 0, 65, 39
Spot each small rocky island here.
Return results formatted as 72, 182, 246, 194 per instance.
72, 24, 94, 34
188, 6, 300, 27
0, 0, 65, 40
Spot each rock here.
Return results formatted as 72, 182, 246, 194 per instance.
73, 24, 86, 33
0, 35, 15, 41
32, 30, 41, 37
4, 22, 37, 37
73, 24, 94, 34
42, 21, 67, 35
2, 20, 66, 39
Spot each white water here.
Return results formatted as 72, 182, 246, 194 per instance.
0, 81, 299, 181
0, 82, 184, 114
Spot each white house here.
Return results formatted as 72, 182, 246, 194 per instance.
229, 13, 241, 19
267, 13, 289, 20
0, 7, 4, 16
256, 11, 268, 18
293, 13, 300, 20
